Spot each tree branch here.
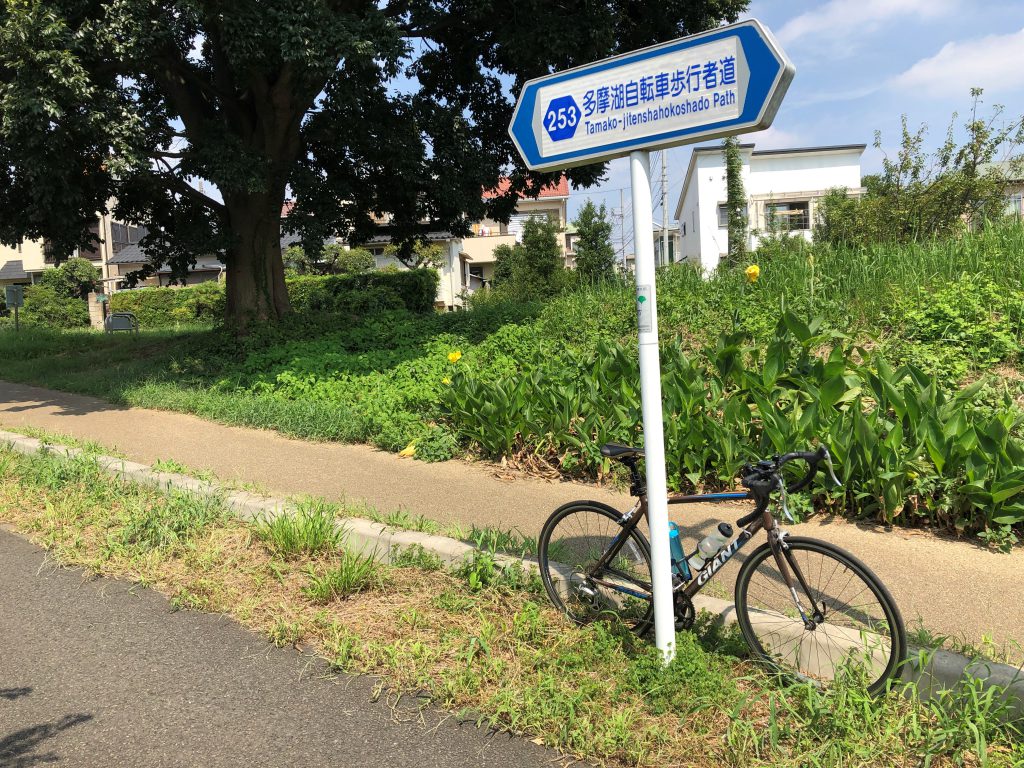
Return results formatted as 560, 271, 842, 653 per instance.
154, 158, 225, 213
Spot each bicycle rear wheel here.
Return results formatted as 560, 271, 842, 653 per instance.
538, 501, 653, 634
734, 537, 906, 695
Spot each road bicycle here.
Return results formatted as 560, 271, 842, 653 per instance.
538, 443, 907, 694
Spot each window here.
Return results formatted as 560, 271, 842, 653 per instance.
717, 203, 748, 229
766, 201, 810, 231
681, 223, 686, 237
1007, 192, 1023, 218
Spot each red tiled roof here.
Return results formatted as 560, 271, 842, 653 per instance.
482, 176, 569, 200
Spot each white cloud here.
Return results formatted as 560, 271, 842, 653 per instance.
776, 0, 958, 49
888, 28, 1024, 97
748, 125, 806, 150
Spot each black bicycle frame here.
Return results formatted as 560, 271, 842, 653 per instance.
589, 488, 813, 618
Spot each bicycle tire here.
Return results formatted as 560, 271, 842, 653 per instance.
734, 536, 906, 695
538, 500, 654, 634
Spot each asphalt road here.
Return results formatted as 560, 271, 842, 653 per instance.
0, 528, 555, 768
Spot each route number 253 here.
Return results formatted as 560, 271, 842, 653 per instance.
543, 99, 580, 141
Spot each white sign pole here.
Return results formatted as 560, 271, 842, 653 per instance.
508, 18, 795, 668
629, 149, 675, 662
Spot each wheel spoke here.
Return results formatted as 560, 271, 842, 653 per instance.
736, 539, 904, 694
540, 505, 653, 632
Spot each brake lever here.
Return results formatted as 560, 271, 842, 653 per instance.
822, 448, 843, 488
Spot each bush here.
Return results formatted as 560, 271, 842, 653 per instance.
110, 281, 225, 328
886, 273, 1022, 380
286, 269, 439, 315
38, 257, 100, 299
445, 313, 1024, 538
18, 285, 90, 328
109, 270, 437, 328
284, 244, 375, 276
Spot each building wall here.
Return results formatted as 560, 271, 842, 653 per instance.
680, 147, 863, 272
0, 239, 47, 285
678, 174, 702, 265
746, 152, 862, 198
1006, 183, 1024, 217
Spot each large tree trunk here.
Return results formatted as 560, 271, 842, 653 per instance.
223, 194, 290, 330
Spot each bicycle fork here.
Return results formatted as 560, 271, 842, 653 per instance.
767, 524, 822, 630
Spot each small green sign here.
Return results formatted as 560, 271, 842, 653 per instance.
95, 293, 108, 303
4, 285, 24, 308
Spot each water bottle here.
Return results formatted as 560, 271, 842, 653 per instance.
686, 522, 734, 574
667, 522, 686, 571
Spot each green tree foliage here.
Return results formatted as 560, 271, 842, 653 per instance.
37, 257, 100, 299
493, 216, 565, 300
285, 244, 375, 276
383, 241, 444, 270
724, 136, 747, 262
0, 1, 747, 327
572, 200, 617, 281
816, 90, 1024, 247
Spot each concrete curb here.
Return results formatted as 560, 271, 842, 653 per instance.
2, 430, 1022, 711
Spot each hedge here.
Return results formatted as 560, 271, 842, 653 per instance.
107, 269, 439, 328
15, 286, 90, 329
287, 270, 439, 315
109, 281, 225, 328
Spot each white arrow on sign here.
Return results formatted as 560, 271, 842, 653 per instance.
509, 19, 794, 172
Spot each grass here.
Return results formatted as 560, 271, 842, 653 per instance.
0, 422, 125, 457
466, 525, 537, 558
0, 445, 1022, 766
254, 498, 344, 558
908, 620, 1024, 666
152, 457, 218, 483
1, 223, 1019, 468
303, 552, 386, 602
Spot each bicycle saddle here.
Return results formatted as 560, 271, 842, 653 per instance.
600, 443, 644, 460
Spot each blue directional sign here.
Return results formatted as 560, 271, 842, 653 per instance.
509, 19, 794, 171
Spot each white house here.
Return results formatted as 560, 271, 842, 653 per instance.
673, 143, 866, 272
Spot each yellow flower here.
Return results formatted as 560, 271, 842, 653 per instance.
441, 377, 451, 385
398, 441, 416, 458
745, 264, 760, 283
447, 350, 462, 363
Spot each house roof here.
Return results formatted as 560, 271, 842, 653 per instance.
674, 142, 867, 221
107, 242, 223, 273
751, 143, 867, 157
482, 176, 569, 200
363, 231, 454, 245
0, 259, 27, 281
981, 159, 1024, 183
107, 243, 148, 265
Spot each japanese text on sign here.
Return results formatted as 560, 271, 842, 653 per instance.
536, 37, 744, 157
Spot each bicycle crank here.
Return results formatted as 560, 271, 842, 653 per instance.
674, 593, 695, 630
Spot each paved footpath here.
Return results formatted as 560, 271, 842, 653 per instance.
1, 380, 1023, 652
0, 528, 554, 768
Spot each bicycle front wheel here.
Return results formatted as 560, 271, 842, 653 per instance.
734, 537, 906, 695
538, 501, 653, 634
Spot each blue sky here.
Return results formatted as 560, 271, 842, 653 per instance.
571, 0, 1024, 253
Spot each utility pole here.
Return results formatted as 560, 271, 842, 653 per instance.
619, 188, 627, 270
660, 151, 669, 266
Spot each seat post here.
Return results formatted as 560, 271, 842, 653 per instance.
623, 457, 645, 497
